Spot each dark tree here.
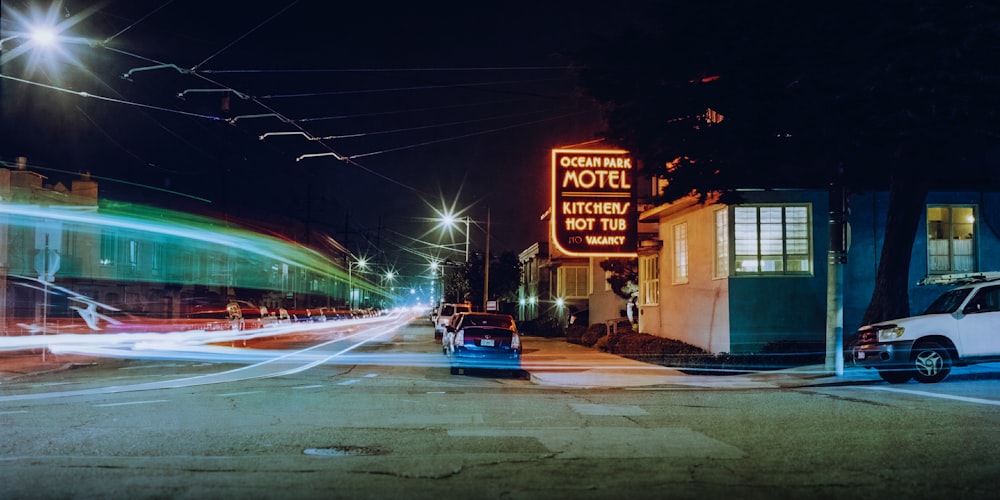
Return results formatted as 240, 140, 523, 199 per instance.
600, 258, 638, 299
466, 250, 522, 308
571, 0, 1000, 324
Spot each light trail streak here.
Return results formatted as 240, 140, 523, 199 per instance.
0, 314, 413, 402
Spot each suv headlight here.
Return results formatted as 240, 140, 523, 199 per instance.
877, 326, 905, 341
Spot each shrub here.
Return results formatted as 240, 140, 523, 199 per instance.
580, 323, 608, 347
597, 330, 825, 371
517, 315, 564, 337
565, 324, 586, 344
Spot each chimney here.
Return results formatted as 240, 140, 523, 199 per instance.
72, 170, 99, 204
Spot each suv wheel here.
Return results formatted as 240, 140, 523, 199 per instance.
877, 369, 912, 384
911, 342, 952, 383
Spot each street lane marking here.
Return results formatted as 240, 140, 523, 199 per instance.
864, 386, 1000, 406
337, 379, 359, 386
364, 373, 378, 378
216, 391, 263, 397
0, 410, 29, 415
94, 399, 169, 407
571, 403, 647, 416
292, 384, 324, 390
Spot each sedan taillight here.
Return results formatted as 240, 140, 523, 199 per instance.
455, 329, 464, 346
511, 332, 520, 351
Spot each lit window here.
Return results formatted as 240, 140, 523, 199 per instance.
927, 205, 976, 274
673, 222, 688, 284
640, 254, 659, 305
714, 208, 729, 278
734, 205, 811, 275
557, 266, 589, 298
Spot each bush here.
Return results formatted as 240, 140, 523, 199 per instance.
598, 331, 824, 371
517, 315, 564, 337
580, 323, 608, 347
565, 324, 586, 344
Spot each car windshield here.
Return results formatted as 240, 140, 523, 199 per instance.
922, 288, 974, 315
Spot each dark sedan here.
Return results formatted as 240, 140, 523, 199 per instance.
445, 313, 522, 374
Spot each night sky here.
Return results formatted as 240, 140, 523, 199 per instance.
0, 0, 658, 281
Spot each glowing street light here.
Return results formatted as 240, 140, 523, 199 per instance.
348, 257, 367, 310
439, 213, 470, 263
0, 2, 99, 68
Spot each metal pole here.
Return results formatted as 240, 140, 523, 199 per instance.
483, 207, 490, 312
464, 216, 470, 263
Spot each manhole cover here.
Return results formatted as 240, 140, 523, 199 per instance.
303, 445, 389, 457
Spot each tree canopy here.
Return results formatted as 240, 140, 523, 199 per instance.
570, 0, 1000, 323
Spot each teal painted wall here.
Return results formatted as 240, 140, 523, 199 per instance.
726, 191, 829, 353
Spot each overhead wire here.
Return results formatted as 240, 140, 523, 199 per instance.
7, 2, 592, 281
191, 1, 300, 71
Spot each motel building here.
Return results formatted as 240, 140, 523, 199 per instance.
518, 148, 650, 331
521, 148, 1000, 354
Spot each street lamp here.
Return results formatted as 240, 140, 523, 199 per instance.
440, 213, 470, 263
1, 24, 60, 66
348, 257, 367, 310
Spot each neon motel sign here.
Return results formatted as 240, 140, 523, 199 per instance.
551, 148, 637, 257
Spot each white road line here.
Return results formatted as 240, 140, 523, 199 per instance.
0, 410, 29, 415
94, 400, 169, 407
864, 386, 1000, 406
337, 379, 359, 386
292, 384, 324, 390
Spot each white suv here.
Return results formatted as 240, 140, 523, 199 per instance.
433, 302, 471, 342
853, 273, 1000, 383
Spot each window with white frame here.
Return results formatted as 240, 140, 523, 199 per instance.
714, 208, 729, 278
557, 266, 590, 298
927, 205, 977, 274
673, 222, 688, 284
639, 254, 659, 305
734, 205, 811, 274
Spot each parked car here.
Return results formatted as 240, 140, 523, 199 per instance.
433, 302, 472, 341
444, 312, 521, 374
853, 272, 1000, 383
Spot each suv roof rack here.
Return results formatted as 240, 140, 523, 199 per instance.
918, 272, 1000, 286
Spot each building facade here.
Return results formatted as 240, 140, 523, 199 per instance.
637, 188, 1000, 354
1, 158, 381, 335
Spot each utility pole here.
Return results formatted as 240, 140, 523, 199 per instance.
482, 207, 491, 312
826, 169, 847, 376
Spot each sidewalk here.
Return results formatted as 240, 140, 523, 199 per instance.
0, 349, 100, 382
1, 335, 883, 389
520, 336, 881, 389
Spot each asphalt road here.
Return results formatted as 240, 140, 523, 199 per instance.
1, 317, 998, 499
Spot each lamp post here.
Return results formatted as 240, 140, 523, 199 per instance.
429, 261, 441, 305
463, 216, 470, 263
439, 213, 470, 263
348, 257, 367, 310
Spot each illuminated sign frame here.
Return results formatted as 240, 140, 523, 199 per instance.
551, 148, 637, 257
